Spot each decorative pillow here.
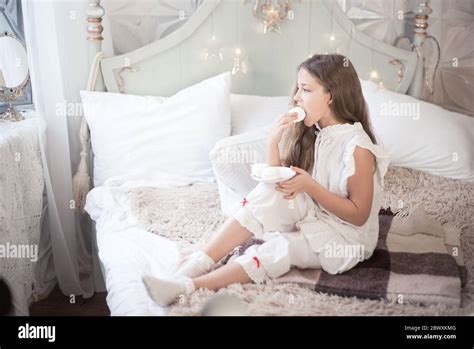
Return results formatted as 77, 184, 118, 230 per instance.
361, 79, 473, 181
210, 126, 270, 215
230, 94, 290, 135
81, 71, 231, 186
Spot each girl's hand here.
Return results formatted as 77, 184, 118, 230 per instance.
268, 111, 299, 145
275, 166, 313, 199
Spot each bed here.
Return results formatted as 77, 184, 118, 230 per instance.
77, 0, 474, 316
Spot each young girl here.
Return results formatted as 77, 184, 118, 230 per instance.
143, 54, 390, 306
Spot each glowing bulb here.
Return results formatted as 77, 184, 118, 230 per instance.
370, 70, 379, 80
330, 35, 335, 41
204, 35, 223, 62
379, 81, 384, 88
232, 65, 239, 75
235, 48, 241, 55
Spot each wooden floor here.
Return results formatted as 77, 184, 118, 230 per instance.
29, 285, 110, 316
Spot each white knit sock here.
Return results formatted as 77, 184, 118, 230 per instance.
174, 250, 216, 278
142, 275, 195, 306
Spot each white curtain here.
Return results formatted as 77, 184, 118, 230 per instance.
22, 0, 102, 302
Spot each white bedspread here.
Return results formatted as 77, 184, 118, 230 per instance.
85, 178, 185, 316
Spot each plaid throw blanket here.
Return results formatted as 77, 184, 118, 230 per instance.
226, 207, 466, 306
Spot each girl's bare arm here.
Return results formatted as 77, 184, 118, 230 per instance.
265, 139, 282, 166
266, 112, 299, 166
306, 147, 375, 226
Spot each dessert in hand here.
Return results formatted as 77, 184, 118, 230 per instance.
288, 106, 306, 123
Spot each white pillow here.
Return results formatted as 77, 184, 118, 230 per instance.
230, 94, 289, 135
81, 71, 232, 187
361, 79, 474, 181
209, 126, 269, 215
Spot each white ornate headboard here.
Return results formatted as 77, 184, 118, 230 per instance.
85, 0, 431, 98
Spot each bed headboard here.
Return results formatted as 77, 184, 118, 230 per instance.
86, 0, 423, 98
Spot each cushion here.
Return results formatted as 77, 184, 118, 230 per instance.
81, 71, 231, 186
361, 79, 473, 181
230, 94, 289, 135
209, 126, 270, 215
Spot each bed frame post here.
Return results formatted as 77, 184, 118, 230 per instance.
87, 0, 105, 91
84, 0, 107, 292
407, 1, 432, 98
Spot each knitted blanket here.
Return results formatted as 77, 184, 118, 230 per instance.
0, 119, 44, 315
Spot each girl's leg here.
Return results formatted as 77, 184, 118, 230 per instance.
203, 218, 253, 263
201, 182, 312, 263
192, 262, 251, 291
142, 263, 251, 306
174, 218, 252, 278
143, 233, 315, 306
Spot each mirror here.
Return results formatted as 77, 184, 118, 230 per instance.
0, 33, 29, 121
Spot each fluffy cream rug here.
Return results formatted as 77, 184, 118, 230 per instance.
129, 166, 474, 316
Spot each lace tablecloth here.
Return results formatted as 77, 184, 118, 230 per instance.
0, 116, 44, 315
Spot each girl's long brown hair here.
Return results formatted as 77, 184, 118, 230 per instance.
281, 54, 377, 173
